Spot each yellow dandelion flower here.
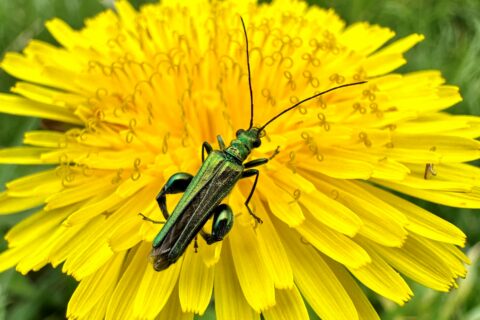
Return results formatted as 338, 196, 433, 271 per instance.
1, 0, 479, 319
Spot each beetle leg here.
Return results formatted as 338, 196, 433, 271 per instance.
156, 172, 193, 220
217, 134, 226, 150
194, 236, 199, 253
244, 157, 268, 168
199, 204, 234, 244
202, 141, 213, 162
138, 213, 164, 224
243, 146, 280, 169
269, 146, 280, 160
240, 169, 263, 225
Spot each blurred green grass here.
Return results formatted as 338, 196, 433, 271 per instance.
0, 0, 479, 319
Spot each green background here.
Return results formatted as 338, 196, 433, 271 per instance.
0, 0, 479, 319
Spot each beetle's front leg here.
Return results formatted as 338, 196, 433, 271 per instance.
240, 169, 263, 225
244, 158, 268, 169
269, 146, 280, 160
140, 172, 193, 223
243, 146, 280, 169
202, 142, 213, 162
199, 204, 234, 244
240, 140, 281, 225
217, 135, 226, 150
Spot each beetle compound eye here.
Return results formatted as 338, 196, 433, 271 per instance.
253, 139, 261, 148
236, 129, 245, 137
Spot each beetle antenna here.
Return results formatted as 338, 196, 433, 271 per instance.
258, 81, 367, 133
240, 17, 255, 130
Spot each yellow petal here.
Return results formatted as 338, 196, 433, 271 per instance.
156, 284, 194, 320
256, 174, 304, 226
308, 174, 408, 246
200, 239, 222, 268
229, 222, 275, 312
263, 287, 309, 320
360, 181, 466, 246
414, 236, 468, 278
15, 230, 52, 274
63, 237, 114, 279
132, 250, 182, 319
341, 23, 395, 55
109, 215, 144, 251
5, 208, 68, 247
214, 241, 258, 320
296, 212, 370, 268
297, 155, 374, 180
12, 81, 84, 106
371, 158, 411, 180
0, 191, 45, 215
6, 169, 62, 197
326, 258, 381, 320
114, 172, 157, 198
395, 115, 480, 136
109, 185, 160, 251
24, 39, 83, 70
65, 193, 125, 226
67, 252, 125, 319
254, 198, 294, 289
6, 206, 80, 274
45, 216, 113, 279
397, 169, 474, 193
178, 245, 214, 315
300, 190, 362, 237
378, 179, 480, 208
23, 131, 67, 148
275, 220, 358, 320
364, 53, 406, 77
350, 240, 412, 305
0, 93, 81, 124
45, 18, 87, 49
76, 295, 110, 320
0, 246, 24, 272
0, 147, 56, 164
436, 163, 480, 188
45, 173, 116, 210
372, 236, 458, 291
105, 243, 148, 320
389, 134, 480, 163
375, 34, 424, 56
1, 53, 56, 87
269, 168, 316, 194
392, 86, 462, 114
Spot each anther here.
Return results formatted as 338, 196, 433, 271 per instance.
81, 164, 93, 177
111, 169, 123, 184
353, 102, 366, 114
126, 131, 134, 144
162, 133, 170, 154
317, 113, 330, 131
358, 132, 372, 147
134, 158, 142, 169
131, 171, 141, 181
330, 189, 339, 199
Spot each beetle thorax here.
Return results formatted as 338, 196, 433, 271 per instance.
225, 128, 261, 162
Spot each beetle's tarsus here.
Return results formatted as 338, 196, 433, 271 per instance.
269, 146, 280, 160
139, 213, 164, 224
246, 206, 263, 226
